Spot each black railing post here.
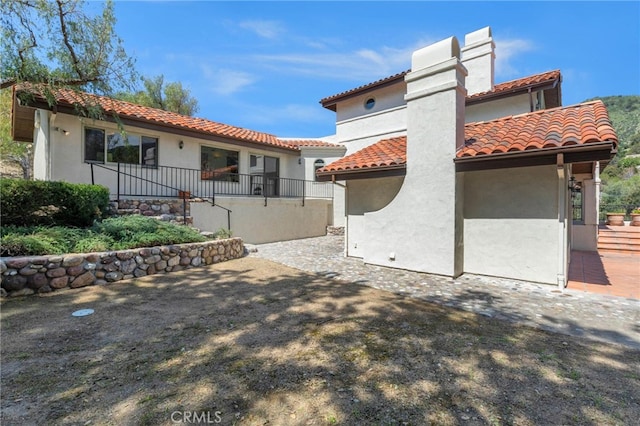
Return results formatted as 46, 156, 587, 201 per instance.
90, 163, 95, 185
116, 162, 121, 202
227, 209, 231, 231
183, 197, 187, 226
302, 179, 305, 206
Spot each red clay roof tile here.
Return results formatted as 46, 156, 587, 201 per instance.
466, 70, 560, 101
318, 137, 406, 173
281, 139, 342, 148
26, 87, 300, 151
320, 70, 561, 110
459, 100, 616, 157
318, 101, 617, 175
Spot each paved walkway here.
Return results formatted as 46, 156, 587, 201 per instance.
251, 235, 640, 350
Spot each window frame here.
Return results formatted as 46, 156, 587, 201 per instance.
83, 126, 158, 168
200, 145, 240, 182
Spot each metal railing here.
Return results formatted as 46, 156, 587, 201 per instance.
89, 162, 333, 205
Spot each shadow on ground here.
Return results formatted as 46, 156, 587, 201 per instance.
1, 257, 638, 425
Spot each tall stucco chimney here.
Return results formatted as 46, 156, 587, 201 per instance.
461, 27, 495, 95
362, 36, 467, 277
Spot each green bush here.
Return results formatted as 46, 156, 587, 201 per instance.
0, 178, 110, 227
73, 235, 116, 253
0, 216, 208, 257
96, 216, 206, 249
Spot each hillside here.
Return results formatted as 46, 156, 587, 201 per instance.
589, 95, 640, 211
589, 95, 640, 156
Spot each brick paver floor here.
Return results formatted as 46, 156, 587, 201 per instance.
568, 251, 640, 299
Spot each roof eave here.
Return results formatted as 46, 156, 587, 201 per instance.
316, 164, 406, 182
454, 141, 616, 172
320, 72, 408, 111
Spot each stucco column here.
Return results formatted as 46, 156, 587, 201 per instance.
362, 37, 467, 277
557, 163, 569, 289
32, 109, 52, 181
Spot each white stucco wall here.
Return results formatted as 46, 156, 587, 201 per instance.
191, 197, 332, 244
463, 165, 561, 284
299, 146, 347, 227
335, 80, 406, 123
42, 112, 302, 198
465, 92, 534, 123
345, 177, 405, 258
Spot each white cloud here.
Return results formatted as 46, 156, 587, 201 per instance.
252, 38, 434, 83
494, 38, 536, 77
201, 66, 256, 96
238, 20, 284, 39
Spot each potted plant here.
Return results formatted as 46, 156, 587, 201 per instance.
631, 209, 640, 227
606, 211, 625, 226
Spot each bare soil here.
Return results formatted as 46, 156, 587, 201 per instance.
1, 257, 638, 425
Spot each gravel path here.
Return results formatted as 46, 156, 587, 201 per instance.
251, 235, 640, 349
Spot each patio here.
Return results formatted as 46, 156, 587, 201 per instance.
567, 250, 640, 299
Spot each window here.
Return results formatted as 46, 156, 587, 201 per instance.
364, 97, 376, 110
314, 159, 325, 181
84, 128, 105, 163
571, 184, 583, 222
201, 146, 239, 181
84, 127, 158, 166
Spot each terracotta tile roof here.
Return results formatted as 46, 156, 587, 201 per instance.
281, 139, 343, 148
317, 136, 406, 173
466, 70, 560, 101
318, 101, 617, 175
23, 86, 299, 151
320, 69, 561, 110
460, 100, 617, 157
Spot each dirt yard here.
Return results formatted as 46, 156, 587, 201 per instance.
1, 257, 638, 425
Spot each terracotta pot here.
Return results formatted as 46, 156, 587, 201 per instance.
631, 214, 640, 227
606, 213, 625, 226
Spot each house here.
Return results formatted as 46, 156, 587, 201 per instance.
316, 27, 617, 288
9, 86, 345, 244
9, 26, 617, 288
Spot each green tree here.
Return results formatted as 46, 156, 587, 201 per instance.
0, 89, 32, 179
116, 75, 199, 116
1, 0, 136, 96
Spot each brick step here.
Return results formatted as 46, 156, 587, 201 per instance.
597, 242, 640, 253
598, 236, 640, 245
598, 247, 640, 255
598, 230, 640, 239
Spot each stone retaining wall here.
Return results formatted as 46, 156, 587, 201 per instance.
113, 198, 189, 216
0, 238, 244, 298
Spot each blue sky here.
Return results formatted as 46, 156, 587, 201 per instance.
113, 1, 640, 138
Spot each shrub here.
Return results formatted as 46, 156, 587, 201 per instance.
97, 216, 206, 249
213, 228, 233, 239
0, 216, 206, 256
73, 235, 116, 253
0, 179, 110, 227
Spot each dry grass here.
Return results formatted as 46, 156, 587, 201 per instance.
1, 257, 638, 425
